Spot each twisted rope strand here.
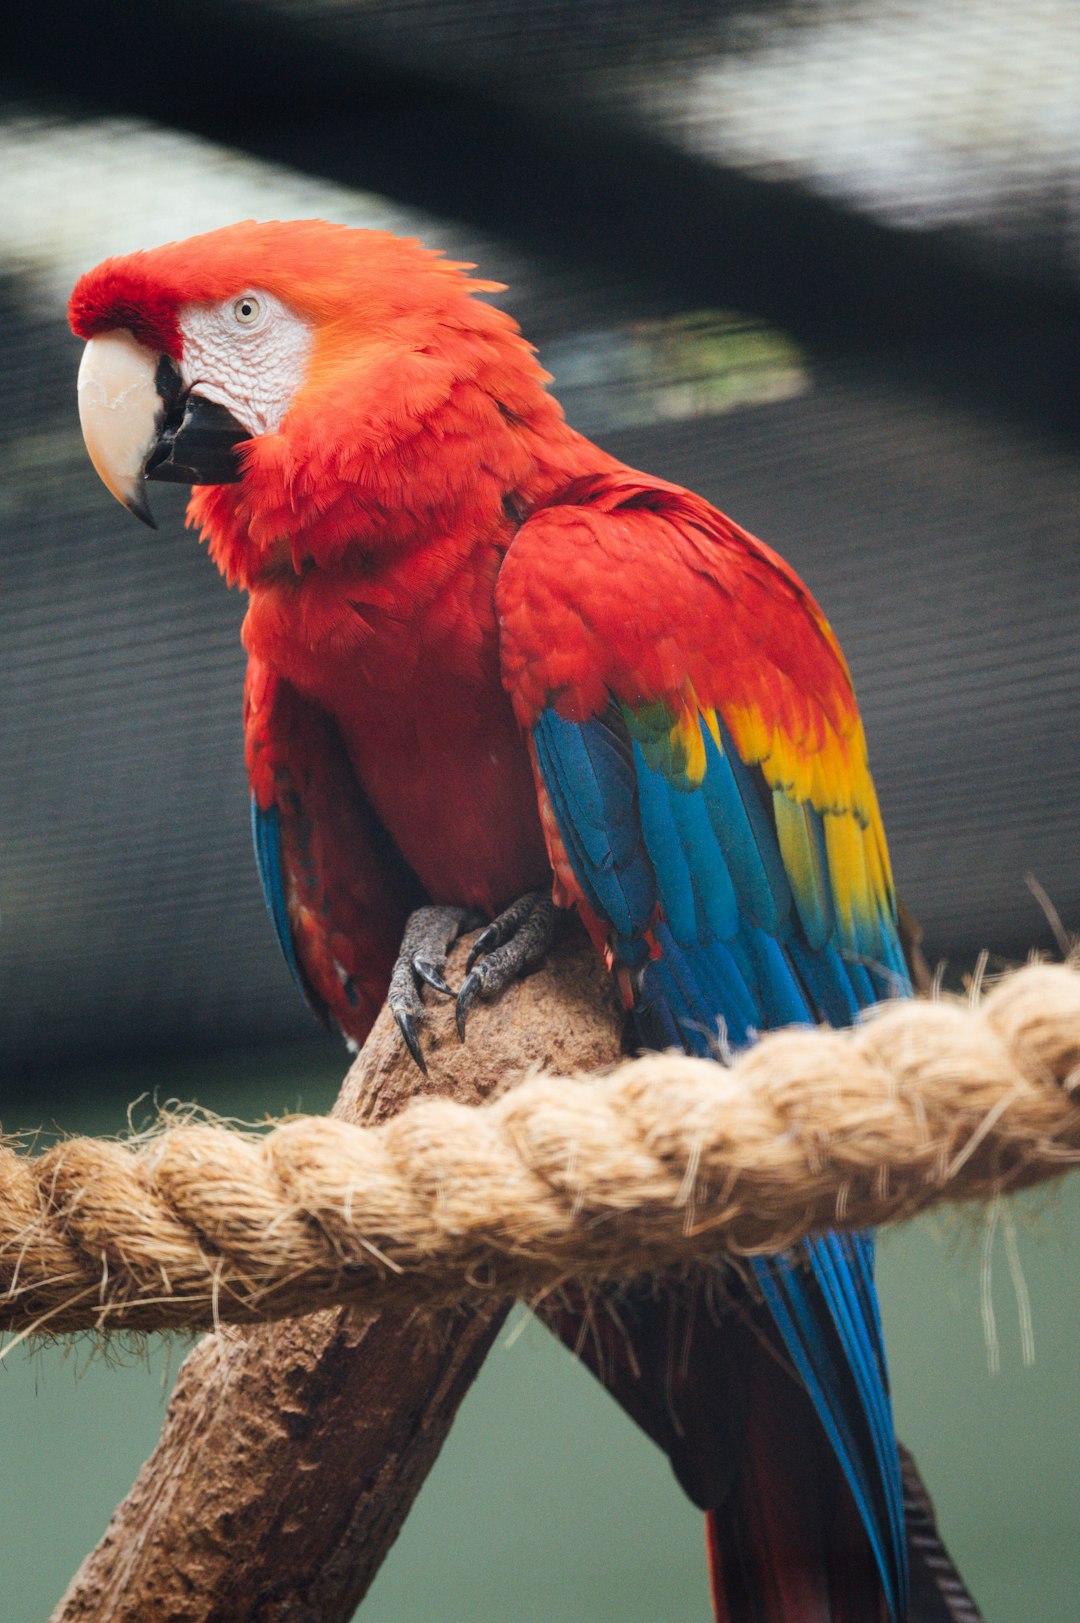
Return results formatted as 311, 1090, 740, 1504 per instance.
3, 963, 1079, 1337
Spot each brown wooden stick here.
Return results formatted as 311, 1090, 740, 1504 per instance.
49, 931, 623, 1623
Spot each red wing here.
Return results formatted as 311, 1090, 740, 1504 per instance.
245, 657, 423, 1044
497, 469, 903, 990
497, 471, 908, 1621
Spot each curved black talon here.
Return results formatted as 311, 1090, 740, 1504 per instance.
392, 1005, 428, 1075
455, 970, 483, 1041
464, 890, 546, 974
455, 891, 557, 1042
464, 924, 500, 975
388, 903, 474, 1072
414, 958, 454, 997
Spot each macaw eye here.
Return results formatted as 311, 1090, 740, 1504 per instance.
233, 294, 262, 327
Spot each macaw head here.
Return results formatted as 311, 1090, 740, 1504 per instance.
70, 219, 557, 581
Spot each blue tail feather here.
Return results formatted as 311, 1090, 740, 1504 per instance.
752, 1244, 906, 1621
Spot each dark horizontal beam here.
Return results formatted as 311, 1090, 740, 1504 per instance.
8, 0, 1080, 418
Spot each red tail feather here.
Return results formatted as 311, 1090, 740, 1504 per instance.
705, 1351, 884, 1623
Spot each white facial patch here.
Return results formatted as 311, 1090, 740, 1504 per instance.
177, 289, 314, 437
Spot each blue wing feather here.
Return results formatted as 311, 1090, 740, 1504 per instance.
529, 701, 910, 1620
534, 709, 654, 941
633, 746, 701, 940
250, 798, 326, 1020
703, 720, 793, 934
787, 935, 863, 1025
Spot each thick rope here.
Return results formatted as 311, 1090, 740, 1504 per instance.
3, 962, 1079, 1338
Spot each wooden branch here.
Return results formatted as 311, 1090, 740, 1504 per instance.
50, 930, 623, 1623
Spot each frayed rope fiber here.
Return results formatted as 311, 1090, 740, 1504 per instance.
3, 963, 1079, 1338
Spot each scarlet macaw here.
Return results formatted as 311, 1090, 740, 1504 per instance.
70, 221, 915, 1621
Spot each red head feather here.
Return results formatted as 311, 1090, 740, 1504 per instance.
68, 219, 504, 354
69, 220, 578, 586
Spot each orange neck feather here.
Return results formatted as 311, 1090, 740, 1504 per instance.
187, 286, 586, 590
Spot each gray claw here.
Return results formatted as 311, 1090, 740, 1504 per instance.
414, 957, 454, 997
455, 891, 557, 1042
465, 890, 546, 974
388, 904, 473, 1071
455, 970, 482, 1041
465, 924, 499, 974
392, 1005, 428, 1074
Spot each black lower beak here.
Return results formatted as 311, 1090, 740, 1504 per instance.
144, 357, 248, 488
146, 398, 249, 487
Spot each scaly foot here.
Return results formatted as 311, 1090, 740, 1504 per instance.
455, 890, 557, 1039
389, 905, 477, 1073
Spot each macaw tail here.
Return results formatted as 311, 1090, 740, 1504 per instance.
706, 1435, 988, 1623
898, 1445, 985, 1623
541, 1277, 885, 1622
541, 1277, 983, 1623
703, 1339, 886, 1623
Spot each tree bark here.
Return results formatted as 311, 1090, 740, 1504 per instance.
51, 930, 623, 1623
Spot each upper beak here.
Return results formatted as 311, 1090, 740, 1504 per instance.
77, 330, 248, 529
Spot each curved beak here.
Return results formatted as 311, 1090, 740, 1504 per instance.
76, 330, 248, 529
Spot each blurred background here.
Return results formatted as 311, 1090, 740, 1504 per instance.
2, 2, 1079, 1618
